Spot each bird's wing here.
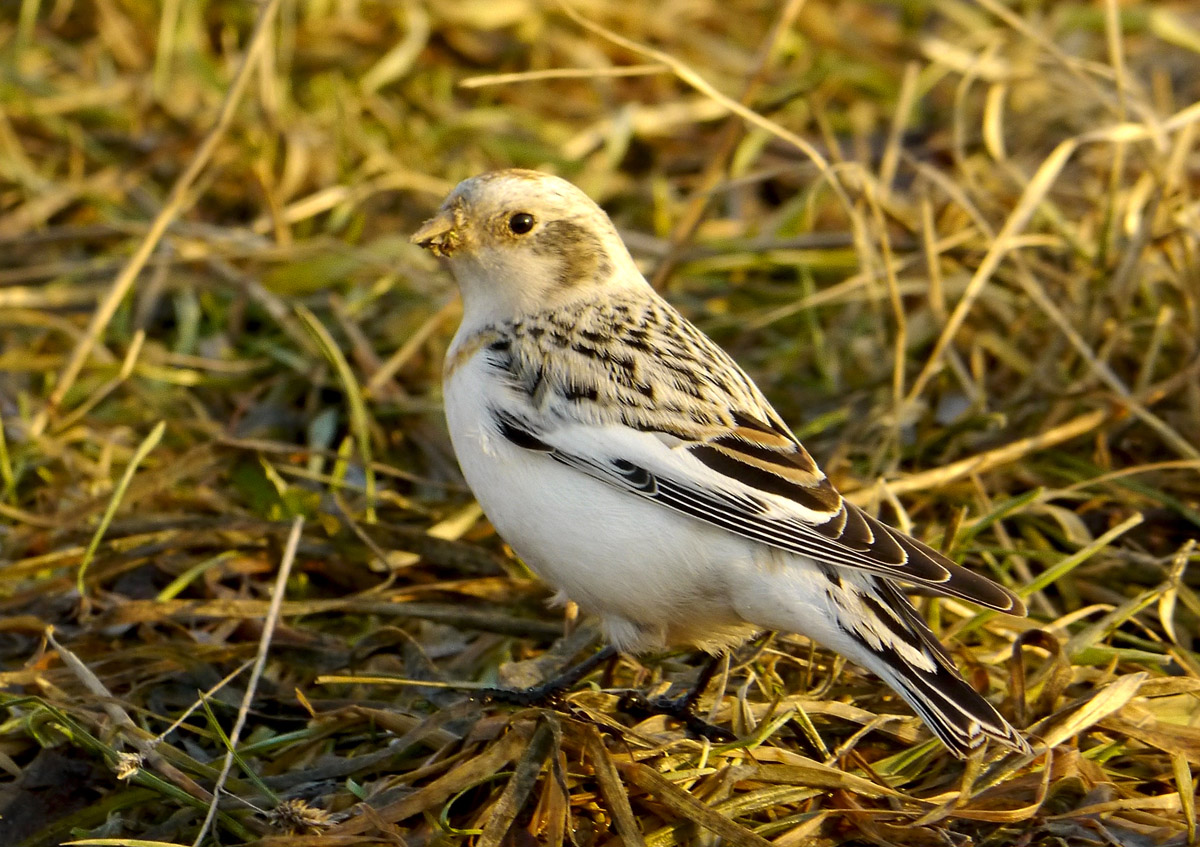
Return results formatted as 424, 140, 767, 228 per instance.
489, 405, 1025, 615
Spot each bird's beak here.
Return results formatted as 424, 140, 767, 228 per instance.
410, 210, 459, 257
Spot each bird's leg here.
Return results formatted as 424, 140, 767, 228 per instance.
676, 651, 725, 713
480, 644, 618, 707
478, 644, 735, 742
619, 653, 735, 742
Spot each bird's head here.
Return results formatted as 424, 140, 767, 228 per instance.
411, 169, 645, 324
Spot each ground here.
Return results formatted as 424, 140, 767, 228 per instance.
0, 1, 1199, 845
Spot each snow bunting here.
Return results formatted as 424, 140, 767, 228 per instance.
412, 169, 1031, 756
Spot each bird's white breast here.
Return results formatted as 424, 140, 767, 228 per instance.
442, 345, 764, 653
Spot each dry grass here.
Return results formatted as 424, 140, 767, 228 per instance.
1, 0, 1199, 845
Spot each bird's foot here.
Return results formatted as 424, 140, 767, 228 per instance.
479, 680, 568, 708
473, 646, 736, 742
617, 689, 735, 742
477, 644, 618, 708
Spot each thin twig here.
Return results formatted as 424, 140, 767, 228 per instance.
845, 409, 1108, 504
461, 63, 669, 88
192, 515, 303, 847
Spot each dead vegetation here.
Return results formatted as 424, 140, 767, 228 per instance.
1, 0, 1199, 845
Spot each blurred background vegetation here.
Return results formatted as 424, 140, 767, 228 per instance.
1, 0, 1199, 845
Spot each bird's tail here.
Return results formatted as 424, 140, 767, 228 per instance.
835, 577, 1031, 757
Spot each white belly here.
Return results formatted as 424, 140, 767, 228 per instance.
443, 354, 762, 653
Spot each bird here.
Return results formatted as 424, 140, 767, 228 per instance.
410, 168, 1032, 757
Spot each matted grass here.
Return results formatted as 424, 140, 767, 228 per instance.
1, 1, 1199, 845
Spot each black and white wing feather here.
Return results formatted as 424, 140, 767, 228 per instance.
492, 407, 1024, 614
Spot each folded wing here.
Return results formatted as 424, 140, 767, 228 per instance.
490, 407, 1025, 615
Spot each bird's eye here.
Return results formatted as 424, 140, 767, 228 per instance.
508, 212, 535, 235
